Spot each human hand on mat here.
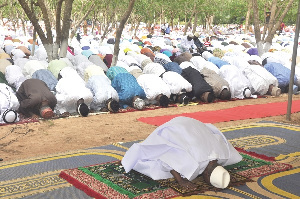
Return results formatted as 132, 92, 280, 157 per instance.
170, 170, 197, 189
30, 112, 39, 120
178, 178, 197, 189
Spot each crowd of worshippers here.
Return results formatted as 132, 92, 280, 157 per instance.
0, 31, 299, 124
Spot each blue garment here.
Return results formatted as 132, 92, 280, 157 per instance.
165, 27, 170, 34
32, 69, 58, 91
106, 66, 128, 81
264, 62, 297, 90
247, 48, 258, 56
81, 50, 93, 58
163, 62, 182, 74
207, 57, 229, 69
111, 73, 146, 108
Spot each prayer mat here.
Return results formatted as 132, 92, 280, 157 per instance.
138, 99, 300, 126
118, 104, 178, 113
59, 148, 292, 198
0, 114, 38, 127
1, 121, 299, 198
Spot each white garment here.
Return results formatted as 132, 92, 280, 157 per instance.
162, 71, 192, 94
220, 65, 252, 99
190, 56, 206, 71
155, 53, 172, 63
180, 36, 196, 52
122, 116, 242, 181
84, 65, 105, 82
11, 49, 25, 61
202, 51, 214, 60
243, 65, 278, 95
222, 56, 250, 71
119, 55, 139, 66
86, 75, 119, 110
55, 67, 93, 114
0, 84, 20, 124
23, 60, 47, 78
137, 74, 171, 100
143, 63, 165, 76
5, 65, 26, 90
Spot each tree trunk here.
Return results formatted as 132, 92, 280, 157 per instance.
252, 0, 294, 56
21, 19, 26, 36
252, 0, 262, 55
58, 0, 73, 58
245, 0, 252, 33
112, 0, 136, 67
44, 43, 59, 62
192, 13, 198, 33
31, 28, 36, 56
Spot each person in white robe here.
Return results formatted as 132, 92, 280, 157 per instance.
142, 62, 192, 104
137, 73, 171, 107
122, 116, 242, 189
86, 75, 120, 112
243, 64, 281, 96
0, 83, 19, 124
55, 67, 93, 115
5, 65, 27, 91
219, 65, 253, 99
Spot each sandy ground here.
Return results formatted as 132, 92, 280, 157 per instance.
1, 93, 300, 162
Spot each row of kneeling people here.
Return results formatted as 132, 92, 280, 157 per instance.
1, 43, 298, 124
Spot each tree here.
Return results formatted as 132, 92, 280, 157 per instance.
111, 0, 136, 67
69, 0, 95, 39
252, 0, 295, 56
18, 0, 74, 61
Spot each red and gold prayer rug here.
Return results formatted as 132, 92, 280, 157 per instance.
59, 148, 292, 198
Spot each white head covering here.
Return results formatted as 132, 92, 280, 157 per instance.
133, 98, 145, 110
202, 51, 214, 60
210, 166, 230, 189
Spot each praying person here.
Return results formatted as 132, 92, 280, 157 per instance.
180, 34, 196, 53
16, 79, 57, 119
111, 73, 146, 110
55, 67, 93, 116
122, 116, 242, 189
137, 73, 171, 107
0, 83, 19, 124
86, 75, 120, 112
180, 62, 215, 103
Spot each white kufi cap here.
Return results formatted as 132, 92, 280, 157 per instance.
210, 166, 230, 189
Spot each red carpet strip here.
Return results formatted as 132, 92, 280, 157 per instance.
138, 100, 300, 126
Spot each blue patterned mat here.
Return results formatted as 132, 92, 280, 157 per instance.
0, 121, 299, 199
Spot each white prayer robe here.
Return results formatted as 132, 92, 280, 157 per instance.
137, 74, 171, 100
86, 75, 119, 111
0, 84, 20, 123
143, 63, 166, 76
220, 65, 253, 99
23, 60, 47, 78
55, 67, 93, 114
162, 71, 192, 94
122, 116, 242, 181
5, 65, 27, 91
243, 65, 278, 95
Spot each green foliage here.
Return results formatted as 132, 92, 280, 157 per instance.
1, 0, 298, 29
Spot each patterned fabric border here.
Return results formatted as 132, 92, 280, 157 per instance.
59, 149, 292, 198
59, 166, 180, 199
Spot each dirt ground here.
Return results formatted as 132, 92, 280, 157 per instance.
1, 93, 300, 162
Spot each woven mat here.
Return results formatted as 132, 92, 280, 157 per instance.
59, 148, 292, 198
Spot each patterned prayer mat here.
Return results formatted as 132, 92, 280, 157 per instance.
59, 148, 291, 198
0, 121, 299, 198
